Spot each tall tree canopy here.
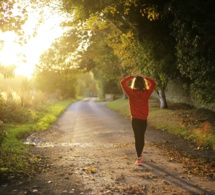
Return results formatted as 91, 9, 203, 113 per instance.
60, 0, 177, 107
61, 0, 215, 105
3, 0, 213, 105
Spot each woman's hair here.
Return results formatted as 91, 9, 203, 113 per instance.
131, 76, 148, 90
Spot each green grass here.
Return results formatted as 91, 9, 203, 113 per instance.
0, 99, 76, 176
3, 99, 75, 147
106, 98, 215, 150
106, 98, 130, 118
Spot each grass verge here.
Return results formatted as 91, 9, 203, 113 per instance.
0, 99, 75, 182
106, 98, 215, 151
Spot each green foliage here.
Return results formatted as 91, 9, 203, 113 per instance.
77, 72, 98, 97
34, 29, 81, 98
0, 90, 34, 123
0, 99, 75, 177
62, 0, 177, 101
62, 0, 163, 24
0, 121, 6, 147
0, 93, 6, 118
169, 0, 215, 103
106, 98, 129, 117
34, 69, 78, 98
61, 0, 215, 105
0, 76, 74, 145
77, 31, 122, 98
5, 106, 33, 123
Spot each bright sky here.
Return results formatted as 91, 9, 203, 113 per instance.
0, 4, 66, 78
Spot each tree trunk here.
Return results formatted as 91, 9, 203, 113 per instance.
157, 89, 168, 109
122, 92, 128, 99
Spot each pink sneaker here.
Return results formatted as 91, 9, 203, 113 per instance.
135, 159, 143, 166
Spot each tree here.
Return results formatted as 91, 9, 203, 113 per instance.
169, 0, 215, 103
34, 28, 81, 98
0, 0, 59, 79
0, 64, 16, 78
0, 0, 64, 37
0, 0, 28, 78
61, 0, 179, 108
78, 31, 122, 99
0, 1, 27, 34
61, 0, 215, 106
76, 72, 98, 97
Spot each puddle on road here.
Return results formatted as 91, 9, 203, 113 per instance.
23, 141, 118, 148
24, 141, 96, 148
24, 140, 134, 148
24, 135, 134, 148
24, 135, 98, 148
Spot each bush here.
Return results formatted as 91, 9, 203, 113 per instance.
0, 91, 34, 123
0, 94, 6, 121
14, 108, 33, 123
0, 121, 6, 147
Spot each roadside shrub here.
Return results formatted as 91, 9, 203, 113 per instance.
0, 90, 44, 123
0, 121, 6, 147
32, 90, 48, 107
5, 105, 33, 123
0, 94, 6, 121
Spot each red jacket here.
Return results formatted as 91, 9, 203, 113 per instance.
120, 76, 156, 120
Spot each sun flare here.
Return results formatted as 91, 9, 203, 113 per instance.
0, 6, 66, 78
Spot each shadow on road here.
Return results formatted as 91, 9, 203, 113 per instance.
141, 161, 213, 195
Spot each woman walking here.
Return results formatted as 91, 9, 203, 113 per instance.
120, 75, 156, 165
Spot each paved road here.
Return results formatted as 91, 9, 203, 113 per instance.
1, 98, 214, 195
54, 98, 133, 144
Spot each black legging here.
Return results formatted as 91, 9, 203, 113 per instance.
131, 118, 147, 158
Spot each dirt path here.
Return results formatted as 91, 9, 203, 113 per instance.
0, 98, 215, 195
